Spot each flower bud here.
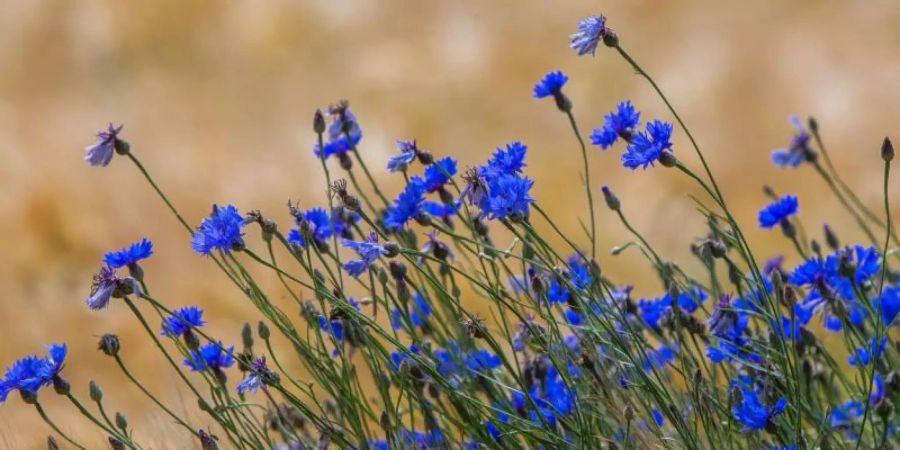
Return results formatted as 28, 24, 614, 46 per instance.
52, 376, 70, 396
89, 380, 103, 402
383, 241, 400, 258
882, 137, 895, 163
313, 109, 326, 135
114, 139, 130, 156
116, 412, 128, 431
601, 186, 620, 211
824, 224, 839, 250
658, 149, 677, 167
242, 323, 254, 351
47, 437, 59, 450
109, 437, 126, 450
20, 389, 37, 404
807, 116, 818, 133
602, 30, 619, 47
199, 429, 220, 450
258, 321, 271, 340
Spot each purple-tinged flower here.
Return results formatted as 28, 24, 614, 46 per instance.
387, 140, 419, 172
532, 71, 569, 99
622, 120, 674, 170
384, 177, 426, 230
191, 205, 246, 256
84, 123, 124, 167
236, 358, 273, 395
184, 342, 235, 372
423, 157, 457, 193
315, 102, 362, 159
87, 266, 138, 310
104, 238, 153, 269
570, 16, 608, 56
342, 233, 388, 277
591, 101, 640, 149
771, 116, 812, 168
758, 195, 798, 229
161, 306, 206, 337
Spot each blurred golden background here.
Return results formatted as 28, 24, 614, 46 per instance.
1, 1, 899, 447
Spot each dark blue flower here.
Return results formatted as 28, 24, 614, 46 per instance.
483, 142, 527, 179
162, 306, 206, 337
643, 345, 677, 371
849, 338, 887, 366
730, 378, 788, 431
591, 101, 640, 149
758, 195, 798, 228
877, 285, 900, 325
184, 342, 235, 372
423, 157, 458, 192
570, 16, 607, 56
104, 238, 153, 269
0, 344, 67, 402
342, 234, 388, 277
84, 123, 123, 167
622, 120, 674, 170
387, 140, 418, 172
483, 174, 534, 220
390, 293, 432, 331
532, 71, 568, 99
422, 201, 458, 219
191, 205, 246, 256
464, 349, 502, 372
384, 177, 426, 230
771, 116, 812, 168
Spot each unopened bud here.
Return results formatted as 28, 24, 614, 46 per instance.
658, 150, 677, 167
242, 323, 254, 350
823, 224, 839, 250
114, 139, 131, 155
52, 376, 70, 396
258, 321, 271, 340
602, 30, 619, 47
89, 380, 103, 402
313, 109, 326, 135
383, 241, 400, 258
807, 116, 818, 133
882, 137, 895, 163
109, 437, 126, 450
116, 412, 128, 431
47, 436, 59, 450
601, 186, 620, 211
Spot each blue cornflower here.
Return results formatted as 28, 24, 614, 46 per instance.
422, 201, 457, 219
389, 344, 420, 371
830, 400, 864, 430
315, 103, 362, 159
464, 349, 502, 372
104, 238, 153, 269
849, 338, 887, 366
184, 342, 235, 372
643, 345, 677, 371
387, 140, 419, 172
423, 157, 457, 192
532, 71, 568, 99
877, 285, 900, 325
591, 101, 640, 149
384, 177, 426, 230
84, 123, 123, 167
288, 207, 358, 248
771, 116, 812, 168
390, 293, 432, 331
706, 296, 754, 364
237, 358, 271, 395
483, 174, 534, 220
0, 344, 67, 402
758, 195, 798, 228
161, 306, 206, 337
730, 379, 788, 431
342, 234, 388, 277
570, 15, 608, 56
191, 205, 246, 256
622, 120, 674, 170
483, 142, 527, 179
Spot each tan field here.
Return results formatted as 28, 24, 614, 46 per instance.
1, 1, 899, 447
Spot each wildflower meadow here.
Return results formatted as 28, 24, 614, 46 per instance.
3, 11, 900, 450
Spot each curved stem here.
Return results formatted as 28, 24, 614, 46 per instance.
34, 402, 87, 450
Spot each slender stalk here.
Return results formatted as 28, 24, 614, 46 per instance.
564, 110, 597, 259
34, 402, 87, 450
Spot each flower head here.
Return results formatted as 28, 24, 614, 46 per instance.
184, 342, 235, 372
423, 157, 458, 193
387, 140, 419, 172
0, 344, 67, 402
771, 116, 812, 168
237, 358, 273, 395
342, 233, 388, 277
730, 378, 788, 431
315, 102, 362, 159
483, 142, 528, 179
591, 101, 641, 149
848, 338, 887, 366
385, 177, 427, 230
84, 124, 123, 167
191, 205, 246, 255
622, 120, 673, 170
104, 238, 153, 269
483, 174, 534, 220
570, 16, 608, 56
532, 71, 569, 99
87, 265, 138, 310
758, 195, 798, 229
162, 306, 206, 337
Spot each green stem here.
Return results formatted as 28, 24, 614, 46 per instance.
34, 402, 87, 450
564, 110, 597, 260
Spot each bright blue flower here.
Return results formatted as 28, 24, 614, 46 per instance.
483, 174, 534, 220
591, 101, 640, 149
532, 71, 568, 99
771, 116, 811, 168
849, 338, 887, 366
104, 238, 153, 269
652, 409, 665, 427
830, 400, 864, 429
570, 16, 607, 56
730, 378, 788, 431
877, 285, 900, 325
758, 195, 798, 228
423, 157, 457, 192
84, 123, 123, 167
387, 140, 418, 172
342, 234, 388, 277
643, 345, 677, 371
162, 306, 206, 337
422, 201, 457, 219
483, 142, 527, 179
184, 342, 235, 372
390, 293, 432, 331
622, 120, 674, 170
191, 205, 245, 256
384, 177, 426, 230
0, 344, 67, 402
288, 208, 358, 249
464, 349, 502, 372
